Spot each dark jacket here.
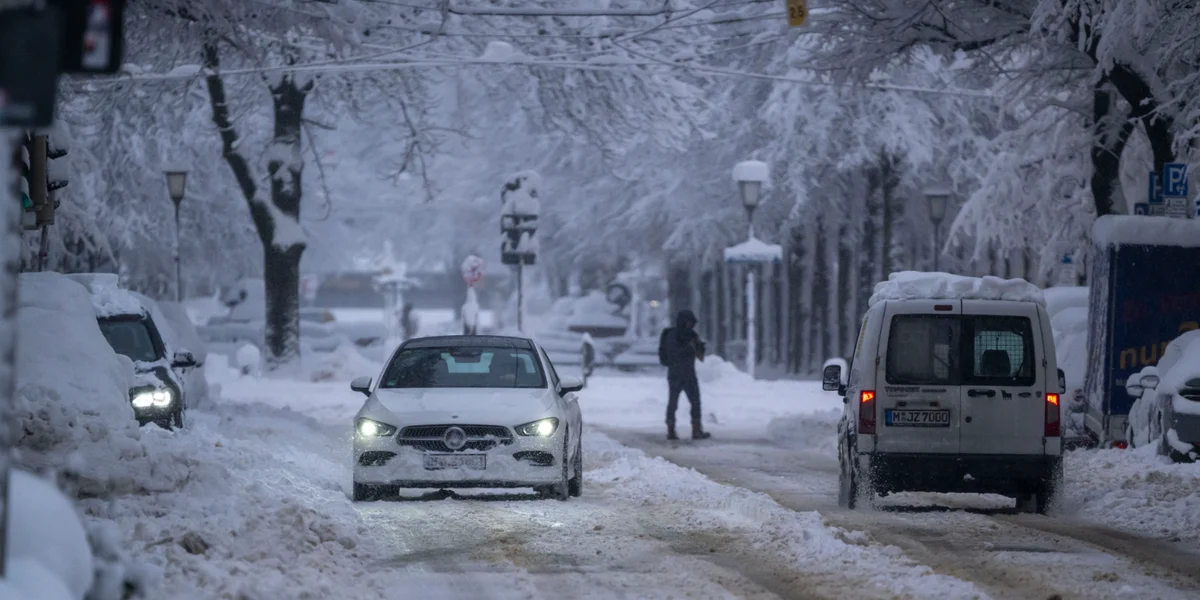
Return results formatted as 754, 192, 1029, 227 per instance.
659, 310, 705, 378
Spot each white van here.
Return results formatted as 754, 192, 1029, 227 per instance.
823, 273, 1065, 514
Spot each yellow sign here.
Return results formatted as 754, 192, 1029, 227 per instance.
787, 0, 808, 26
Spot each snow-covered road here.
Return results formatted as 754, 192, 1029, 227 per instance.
97, 353, 1200, 598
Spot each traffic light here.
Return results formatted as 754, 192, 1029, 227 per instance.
15, 134, 65, 230
0, 0, 125, 127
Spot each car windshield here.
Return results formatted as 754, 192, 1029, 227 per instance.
98, 317, 162, 363
379, 346, 546, 389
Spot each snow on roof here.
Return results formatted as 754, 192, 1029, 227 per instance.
723, 237, 782, 263
63, 273, 147, 317
732, 160, 769, 184
1093, 215, 1200, 248
869, 271, 1046, 307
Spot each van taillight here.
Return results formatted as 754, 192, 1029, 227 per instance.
1044, 392, 1060, 437
859, 390, 877, 434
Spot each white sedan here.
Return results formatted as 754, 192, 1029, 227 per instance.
350, 335, 585, 501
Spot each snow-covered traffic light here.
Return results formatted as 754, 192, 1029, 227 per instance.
500, 172, 541, 266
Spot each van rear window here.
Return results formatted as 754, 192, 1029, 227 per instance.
885, 315, 1037, 386
885, 316, 960, 385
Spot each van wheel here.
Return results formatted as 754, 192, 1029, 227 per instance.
838, 436, 870, 509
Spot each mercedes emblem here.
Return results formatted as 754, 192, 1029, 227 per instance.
443, 426, 468, 451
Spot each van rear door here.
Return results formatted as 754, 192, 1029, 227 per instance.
874, 301, 962, 454
959, 301, 1046, 455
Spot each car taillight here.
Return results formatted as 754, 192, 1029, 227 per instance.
859, 390, 876, 435
1044, 392, 1060, 437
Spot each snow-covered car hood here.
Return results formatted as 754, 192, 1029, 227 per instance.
367, 387, 556, 425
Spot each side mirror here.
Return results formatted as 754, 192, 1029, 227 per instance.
1125, 373, 1143, 399
1140, 374, 1160, 391
172, 350, 197, 368
825, 362, 844, 391
1057, 369, 1066, 392
351, 376, 372, 397
559, 376, 585, 395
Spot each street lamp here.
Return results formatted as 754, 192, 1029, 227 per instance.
165, 170, 188, 301
729, 160, 775, 380
924, 186, 951, 273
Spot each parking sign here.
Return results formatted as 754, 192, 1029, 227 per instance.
1148, 171, 1164, 204
1164, 163, 1189, 197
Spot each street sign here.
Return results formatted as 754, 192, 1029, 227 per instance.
1148, 171, 1164, 205
1166, 197, 1190, 219
1134, 202, 1149, 216
460, 255, 485, 286
787, 0, 808, 26
1164, 163, 1189, 198
1150, 203, 1167, 217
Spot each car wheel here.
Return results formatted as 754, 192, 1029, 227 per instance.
568, 440, 583, 498
837, 435, 860, 509
172, 407, 186, 430
546, 434, 570, 501
1032, 459, 1062, 515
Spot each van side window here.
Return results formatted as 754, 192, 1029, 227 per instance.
966, 316, 1035, 386
885, 315, 960, 385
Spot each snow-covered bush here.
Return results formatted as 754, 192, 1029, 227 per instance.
306, 341, 378, 383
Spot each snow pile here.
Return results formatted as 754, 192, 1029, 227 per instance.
2, 470, 93, 600
182, 294, 225, 326
12, 273, 136, 476
869, 271, 1046, 306
695, 353, 749, 383
306, 340, 380, 383
1093, 215, 1200, 248
480, 40, 517, 62
64, 273, 145, 318
76, 403, 365, 599
1065, 446, 1200, 543
1155, 330, 1200, 395
235, 343, 261, 376
765, 409, 842, 456
563, 291, 626, 331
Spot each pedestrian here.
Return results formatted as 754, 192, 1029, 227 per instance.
658, 309, 711, 440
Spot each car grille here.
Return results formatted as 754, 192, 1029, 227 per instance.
397, 424, 514, 452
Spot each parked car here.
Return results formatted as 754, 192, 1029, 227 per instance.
825, 273, 1064, 514
1125, 331, 1200, 461
154, 299, 211, 409
67, 275, 200, 429
350, 335, 584, 501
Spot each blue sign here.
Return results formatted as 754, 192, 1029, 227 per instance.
1061, 253, 1073, 264
1148, 171, 1164, 204
1164, 163, 1188, 197
1134, 202, 1149, 216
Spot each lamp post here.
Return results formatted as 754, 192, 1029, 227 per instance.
924, 186, 950, 273
728, 161, 775, 380
165, 170, 188, 301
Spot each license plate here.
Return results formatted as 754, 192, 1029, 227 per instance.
885, 409, 950, 427
423, 454, 486, 470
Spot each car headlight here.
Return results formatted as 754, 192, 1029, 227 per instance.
515, 417, 559, 437
356, 418, 397, 438
131, 388, 173, 409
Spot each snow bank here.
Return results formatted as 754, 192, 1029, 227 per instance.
1065, 446, 1200, 543
1093, 215, 1200, 248
76, 402, 364, 599
13, 274, 136, 475
1042, 285, 1089, 317
3, 470, 93, 600
306, 340, 380, 383
869, 271, 1045, 306
765, 409, 841, 456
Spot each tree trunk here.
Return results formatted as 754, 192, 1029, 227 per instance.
1090, 80, 1135, 216
204, 41, 311, 369
810, 213, 830, 373
1108, 64, 1176, 176
837, 217, 854, 359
